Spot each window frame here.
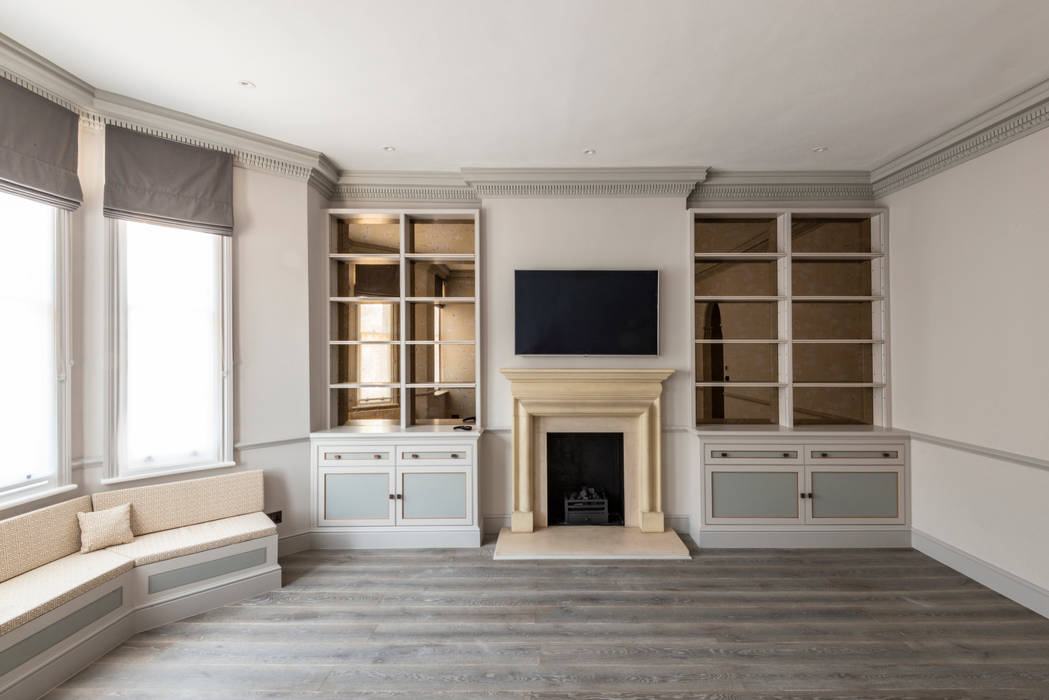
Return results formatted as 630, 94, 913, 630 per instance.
0, 201, 72, 508
103, 218, 233, 483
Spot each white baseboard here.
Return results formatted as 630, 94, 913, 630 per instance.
277, 531, 313, 558
311, 528, 481, 549
911, 528, 1049, 620
698, 528, 912, 548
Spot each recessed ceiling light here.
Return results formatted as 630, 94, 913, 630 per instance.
237, 80, 256, 89
583, 148, 597, 155
382, 146, 396, 152
812, 145, 828, 153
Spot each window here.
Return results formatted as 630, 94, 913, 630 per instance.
107, 220, 232, 479
0, 191, 70, 502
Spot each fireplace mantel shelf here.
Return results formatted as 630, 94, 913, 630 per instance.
500, 367, 675, 534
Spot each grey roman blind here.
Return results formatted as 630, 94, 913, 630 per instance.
0, 76, 83, 210
104, 126, 234, 236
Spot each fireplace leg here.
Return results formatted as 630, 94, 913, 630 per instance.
641, 510, 665, 533
511, 510, 534, 533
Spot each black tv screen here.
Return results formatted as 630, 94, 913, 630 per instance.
515, 270, 658, 355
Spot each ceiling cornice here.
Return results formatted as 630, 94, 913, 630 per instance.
331, 170, 480, 207
690, 170, 874, 206
461, 167, 708, 198
871, 77, 1049, 198
0, 31, 328, 182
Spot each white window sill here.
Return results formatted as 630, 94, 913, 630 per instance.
0, 483, 79, 512
100, 461, 236, 486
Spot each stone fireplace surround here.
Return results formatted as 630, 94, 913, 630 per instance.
500, 368, 674, 534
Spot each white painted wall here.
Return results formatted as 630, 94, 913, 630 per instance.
3, 125, 315, 543
478, 197, 699, 532
883, 126, 1049, 591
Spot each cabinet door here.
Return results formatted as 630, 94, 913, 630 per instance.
705, 466, 804, 524
318, 467, 396, 526
805, 466, 904, 525
396, 466, 472, 526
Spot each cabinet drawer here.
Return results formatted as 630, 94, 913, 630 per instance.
806, 443, 905, 465
396, 445, 472, 465
705, 444, 802, 465
318, 445, 394, 466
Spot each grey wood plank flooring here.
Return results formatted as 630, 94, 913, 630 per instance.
44, 538, 1049, 699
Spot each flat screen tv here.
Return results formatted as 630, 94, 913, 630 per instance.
515, 270, 658, 355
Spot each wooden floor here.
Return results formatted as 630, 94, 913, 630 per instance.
46, 538, 1049, 699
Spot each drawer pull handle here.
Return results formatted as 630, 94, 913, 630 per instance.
411, 453, 419, 459
451, 453, 460, 459
882, 452, 891, 458
820, 452, 829, 458
374, 454, 383, 459
782, 452, 790, 458
719, 452, 728, 458
333, 455, 342, 460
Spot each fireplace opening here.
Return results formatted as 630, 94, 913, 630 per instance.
546, 432, 625, 526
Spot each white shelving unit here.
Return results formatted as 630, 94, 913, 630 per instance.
324, 209, 482, 430
689, 208, 890, 428
311, 209, 483, 549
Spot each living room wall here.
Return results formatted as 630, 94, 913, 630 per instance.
477, 196, 700, 534
883, 125, 1049, 598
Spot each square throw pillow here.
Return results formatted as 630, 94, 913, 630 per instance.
78, 503, 135, 553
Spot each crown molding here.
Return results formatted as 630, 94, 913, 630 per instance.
871, 77, 1049, 198
690, 170, 874, 206
331, 170, 479, 206
0, 31, 329, 183
461, 167, 708, 198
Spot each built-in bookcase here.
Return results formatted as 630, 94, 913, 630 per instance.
690, 209, 888, 427
327, 209, 481, 429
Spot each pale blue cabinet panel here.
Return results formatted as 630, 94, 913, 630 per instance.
709, 470, 801, 520
399, 469, 471, 524
321, 469, 394, 525
810, 471, 900, 520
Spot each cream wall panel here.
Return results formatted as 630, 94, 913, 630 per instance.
911, 440, 1049, 591
478, 197, 696, 527
883, 127, 1049, 459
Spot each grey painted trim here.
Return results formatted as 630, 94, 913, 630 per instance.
0, 587, 122, 676
872, 77, 1049, 197
690, 170, 874, 205
463, 166, 708, 198
234, 436, 309, 451
912, 528, 1049, 620
907, 430, 1049, 472
147, 548, 268, 594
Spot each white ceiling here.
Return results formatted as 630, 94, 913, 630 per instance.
2, 0, 1049, 172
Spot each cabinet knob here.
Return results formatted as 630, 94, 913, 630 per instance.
374, 454, 382, 459
411, 453, 419, 459
782, 452, 790, 458
882, 452, 891, 458
396, 494, 403, 500
388, 493, 396, 500
333, 455, 342, 460
451, 453, 460, 459
800, 493, 808, 499
820, 452, 829, 458
719, 452, 728, 458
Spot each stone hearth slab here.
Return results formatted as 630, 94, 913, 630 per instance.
493, 526, 690, 560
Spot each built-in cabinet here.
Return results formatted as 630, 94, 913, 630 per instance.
700, 433, 909, 545
311, 429, 481, 547
312, 207, 482, 549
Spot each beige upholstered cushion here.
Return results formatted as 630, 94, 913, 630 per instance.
0, 550, 132, 635
104, 512, 277, 566
91, 470, 265, 536
0, 495, 92, 584
77, 503, 135, 553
